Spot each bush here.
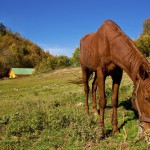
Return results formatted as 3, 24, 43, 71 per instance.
135, 34, 150, 57
35, 55, 72, 74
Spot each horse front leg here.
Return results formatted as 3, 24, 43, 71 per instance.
111, 69, 122, 133
111, 82, 119, 133
97, 68, 106, 139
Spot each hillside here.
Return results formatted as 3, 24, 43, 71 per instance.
0, 66, 149, 149
0, 23, 51, 78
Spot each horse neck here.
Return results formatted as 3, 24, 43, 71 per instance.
111, 38, 148, 84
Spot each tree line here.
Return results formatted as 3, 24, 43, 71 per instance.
35, 47, 80, 74
0, 18, 149, 77
0, 23, 80, 77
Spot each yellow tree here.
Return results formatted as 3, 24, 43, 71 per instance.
135, 18, 150, 56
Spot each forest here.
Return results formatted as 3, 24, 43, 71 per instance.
0, 18, 149, 78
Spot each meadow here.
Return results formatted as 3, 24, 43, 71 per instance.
0, 64, 149, 149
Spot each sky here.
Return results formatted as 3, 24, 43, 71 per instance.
0, 0, 150, 57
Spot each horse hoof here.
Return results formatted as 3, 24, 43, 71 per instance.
113, 128, 119, 133
100, 135, 105, 140
115, 130, 119, 133
93, 112, 99, 116
84, 111, 89, 115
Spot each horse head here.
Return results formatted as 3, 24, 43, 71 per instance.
132, 63, 150, 135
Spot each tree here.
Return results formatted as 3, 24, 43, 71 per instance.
135, 18, 150, 57
0, 23, 6, 36
71, 47, 80, 66
143, 18, 150, 35
135, 34, 150, 57
56, 56, 71, 68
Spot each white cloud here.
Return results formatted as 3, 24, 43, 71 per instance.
49, 47, 70, 56
39, 43, 73, 57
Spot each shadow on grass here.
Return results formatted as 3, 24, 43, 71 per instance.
104, 98, 139, 137
118, 98, 138, 132
68, 79, 83, 85
118, 98, 138, 120
118, 98, 133, 110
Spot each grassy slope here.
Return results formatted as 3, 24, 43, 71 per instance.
0, 65, 149, 149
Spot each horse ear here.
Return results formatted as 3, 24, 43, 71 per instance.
139, 63, 149, 80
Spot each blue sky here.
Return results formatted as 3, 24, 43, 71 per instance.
0, 0, 150, 56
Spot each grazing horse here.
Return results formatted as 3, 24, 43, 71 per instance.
80, 20, 150, 139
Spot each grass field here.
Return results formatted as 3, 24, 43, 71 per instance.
0, 64, 149, 149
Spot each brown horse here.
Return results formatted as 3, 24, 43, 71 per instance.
80, 20, 150, 139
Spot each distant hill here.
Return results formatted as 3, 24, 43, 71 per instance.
0, 23, 51, 78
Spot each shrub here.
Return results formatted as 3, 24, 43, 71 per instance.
35, 55, 72, 74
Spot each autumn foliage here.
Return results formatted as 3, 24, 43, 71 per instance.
0, 23, 51, 77
135, 18, 150, 56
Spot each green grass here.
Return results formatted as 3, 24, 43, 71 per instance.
0, 67, 149, 149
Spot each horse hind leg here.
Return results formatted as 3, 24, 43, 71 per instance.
111, 68, 123, 133
81, 67, 91, 114
92, 72, 98, 116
